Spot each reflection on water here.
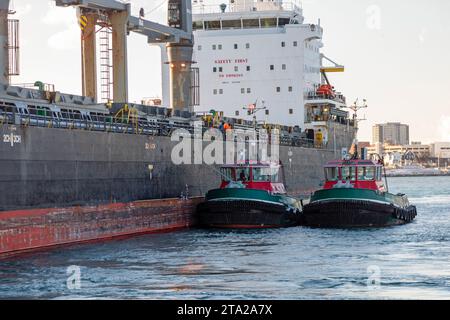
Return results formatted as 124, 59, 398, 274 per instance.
0, 177, 450, 299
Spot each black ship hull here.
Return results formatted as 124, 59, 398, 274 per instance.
301, 199, 417, 228
197, 199, 302, 229
0, 125, 353, 211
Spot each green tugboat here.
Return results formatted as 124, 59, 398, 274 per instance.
301, 157, 417, 228
197, 162, 303, 229
302, 99, 417, 228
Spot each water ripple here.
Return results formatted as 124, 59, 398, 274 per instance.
1, 176, 450, 299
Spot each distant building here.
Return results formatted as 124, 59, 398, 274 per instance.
372, 123, 409, 145
367, 143, 431, 165
367, 141, 450, 167
430, 142, 450, 159
367, 143, 430, 156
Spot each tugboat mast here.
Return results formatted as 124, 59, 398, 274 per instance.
242, 100, 267, 130
345, 99, 368, 159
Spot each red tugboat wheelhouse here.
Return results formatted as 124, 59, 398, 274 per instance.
197, 162, 303, 229
301, 158, 418, 228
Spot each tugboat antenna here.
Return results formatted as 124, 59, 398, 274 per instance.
344, 99, 368, 159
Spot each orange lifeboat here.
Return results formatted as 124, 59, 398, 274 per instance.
316, 84, 335, 98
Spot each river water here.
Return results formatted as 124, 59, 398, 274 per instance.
0, 176, 449, 299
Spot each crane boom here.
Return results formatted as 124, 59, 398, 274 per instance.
320, 54, 345, 73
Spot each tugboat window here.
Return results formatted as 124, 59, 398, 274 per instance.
376, 167, 382, 181
237, 168, 250, 182
341, 166, 355, 181
220, 168, 235, 182
358, 167, 375, 181
325, 167, 339, 181
253, 168, 275, 182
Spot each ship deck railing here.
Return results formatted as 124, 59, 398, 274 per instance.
305, 93, 347, 105
0, 110, 322, 149
193, 1, 302, 15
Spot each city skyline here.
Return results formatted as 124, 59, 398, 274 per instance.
7, 0, 450, 143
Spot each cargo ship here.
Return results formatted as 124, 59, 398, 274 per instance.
0, 0, 355, 257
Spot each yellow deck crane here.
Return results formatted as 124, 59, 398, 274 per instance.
320, 54, 345, 86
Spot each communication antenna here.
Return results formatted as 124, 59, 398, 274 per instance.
343, 99, 368, 159
345, 98, 368, 139
242, 99, 267, 129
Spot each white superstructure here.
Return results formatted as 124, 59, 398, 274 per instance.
190, 0, 328, 128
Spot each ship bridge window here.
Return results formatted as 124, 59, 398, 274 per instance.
261, 18, 277, 28
357, 167, 376, 181
278, 18, 291, 27
193, 21, 204, 30
325, 167, 339, 181
243, 19, 259, 29
341, 166, 355, 181
205, 21, 221, 30
222, 19, 242, 29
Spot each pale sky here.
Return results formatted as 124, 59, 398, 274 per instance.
8, 0, 450, 143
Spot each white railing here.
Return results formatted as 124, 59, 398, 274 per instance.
192, 0, 302, 15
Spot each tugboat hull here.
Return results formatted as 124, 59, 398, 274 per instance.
302, 199, 417, 228
197, 189, 302, 229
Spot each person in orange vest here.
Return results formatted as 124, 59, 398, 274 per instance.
223, 122, 231, 131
